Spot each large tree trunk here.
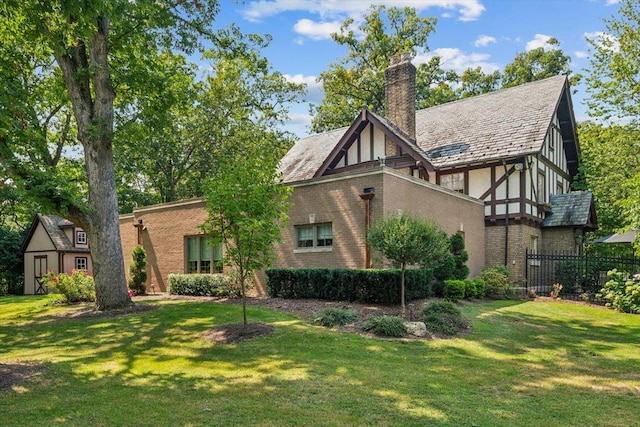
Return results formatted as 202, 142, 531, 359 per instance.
53, 16, 130, 310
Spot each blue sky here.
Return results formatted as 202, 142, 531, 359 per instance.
213, 0, 622, 137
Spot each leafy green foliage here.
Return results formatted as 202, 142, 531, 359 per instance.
0, 225, 24, 295
266, 268, 433, 305
449, 233, 470, 280
478, 265, 511, 299
443, 280, 466, 302
553, 260, 583, 294
310, 5, 437, 132
363, 315, 407, 337
314, 307, 358, 328
502, 38, 577, 88
203, 129, 292, 325
128, 245, 148, 296
168, 274, 233, 297
422, 300, 470, 336
585, 0, 640, 124
43, 270, 95, 304
470, 278, 486, 299
368, 211, 449, 313
598, 269, 640, 314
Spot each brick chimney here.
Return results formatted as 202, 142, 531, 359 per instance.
385, 52, 416, 143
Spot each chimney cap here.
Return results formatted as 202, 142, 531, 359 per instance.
390, 52, 413, 66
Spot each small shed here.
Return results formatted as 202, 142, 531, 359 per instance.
19, 214, 93, 295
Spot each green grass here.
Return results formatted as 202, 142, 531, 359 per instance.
1, 296, 639, 426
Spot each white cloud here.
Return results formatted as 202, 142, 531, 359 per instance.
241, 0, 485, 23
606, 0, 620, 5
285, 74, 325, 103
574, 50, 588, 59
415, 47, 500, 74
525, 34, 555, 51
293, 19, 342, 40
584, 31, 620, 53
474, 35, 496, 47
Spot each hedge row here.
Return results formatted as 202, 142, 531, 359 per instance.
266, 268, 433, 305
168, 274, 233, 297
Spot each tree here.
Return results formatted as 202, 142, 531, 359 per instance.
0, 1, 246, 309
449, 233, 470, 280
585, 0, 640, 124
578, 121, 640, 235
456, 67, 501, 98
368, 212, 449, 315
502, 37, 575, 88
203, 129, 292, 327
128, 245, 148, 296
310, 6, 437, 133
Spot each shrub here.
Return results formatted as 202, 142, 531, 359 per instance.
479, 265, 511, 299
443, 280, 466, 302
471, 278, 485, 298
168, 274, 233, 297
554, 260, 583, 294
450, 233, 470, 280
314, 307, 358, 327
43, 270, 95, 303
128, 245, 148, 296
363, 315, 407, 337
422, 300, 471, 336
597, 269, 640, 314
266, 268, 433, 304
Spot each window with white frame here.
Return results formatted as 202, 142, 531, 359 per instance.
440, 172, 465, 193
537, 171, 546, 203
75, 257, 88, 271
296, 223, 333, 249
186, 236, 223, 273
76, 231, 87, 245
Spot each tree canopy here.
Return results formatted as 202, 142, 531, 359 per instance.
368, 211, 449, 314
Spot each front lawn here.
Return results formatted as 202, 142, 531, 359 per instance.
1, 296, 638, 426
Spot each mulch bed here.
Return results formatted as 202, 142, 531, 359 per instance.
202, 322, 275, 344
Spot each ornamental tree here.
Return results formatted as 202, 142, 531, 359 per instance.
368, 211, 449, 315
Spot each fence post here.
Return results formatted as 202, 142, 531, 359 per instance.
525, 249, 529, 292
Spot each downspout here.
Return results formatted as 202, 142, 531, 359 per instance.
359, 189, 376, 268
503, 160, 509, 266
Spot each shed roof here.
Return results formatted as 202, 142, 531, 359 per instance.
543, 191, 597, 229
19, 214, 90, 254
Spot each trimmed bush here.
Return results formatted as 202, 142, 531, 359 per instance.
422, 300, 470, 336
478, 265, 511, 299
363, 315, 407, 337
443, 280, 466, 302
314, 307, 358, 327
266, 268, 433, 304
471, 278, 485, 298
43, 270, 95, 303
168, 274, 233, 297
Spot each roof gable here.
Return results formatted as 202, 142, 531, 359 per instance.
280, 75, 579, 183
20, 214, 88, 254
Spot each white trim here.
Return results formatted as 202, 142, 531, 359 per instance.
294, 247, 333, 254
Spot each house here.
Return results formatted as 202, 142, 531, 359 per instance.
23, 54, 596, 295
20, 214, 93, 294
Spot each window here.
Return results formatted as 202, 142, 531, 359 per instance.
186, 236, 223, 274
529, 236, 540, 265
295, 223, 333, 249
537, 171, 546, 203
76, 231, 87, 245
75, 257, 88, 271
556, 181, 564, 195
440, 172, 464, 193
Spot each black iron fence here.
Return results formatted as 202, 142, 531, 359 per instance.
525, 250, 638, 301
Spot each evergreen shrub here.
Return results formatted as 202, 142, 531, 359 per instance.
443, 280, 466, 302
314, 307, 358, 327
168, 274, 233, 297
265, 268, 433, 304
422, 300, 470, 336
363, 315, 407, 337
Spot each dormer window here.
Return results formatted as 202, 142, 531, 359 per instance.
76, 231, 87, 245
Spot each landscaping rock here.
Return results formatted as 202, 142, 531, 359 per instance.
404, 321, 427, 337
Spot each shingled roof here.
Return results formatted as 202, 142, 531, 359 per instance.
280, 75, 576, 183
19, 214, 90, 254
416, 75, 572, 169
543, 191, 597, 229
